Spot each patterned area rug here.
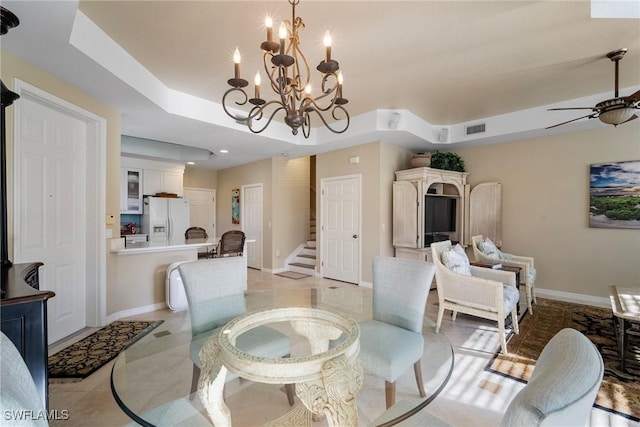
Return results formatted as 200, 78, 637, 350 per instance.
486, 298, 640, 421
48, 320, 162, 381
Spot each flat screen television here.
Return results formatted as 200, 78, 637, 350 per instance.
424, 196, 457, 235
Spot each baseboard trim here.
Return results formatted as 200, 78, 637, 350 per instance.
106, 302, 167, 324
535, 287, 610, 308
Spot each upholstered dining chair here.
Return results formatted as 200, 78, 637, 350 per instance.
358, 256, 437, 409
214, 230, 246, 258
184, 226, 211, 259
430, 240, 519, 355
0, 332, 48, 426
177, 257, 294, 405
471, 234, 537, 315
501, 328, 603, 427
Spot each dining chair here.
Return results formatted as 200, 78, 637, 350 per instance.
471, 234, 537, 314
214, 230, 246, 257
500, 328, 603, 427
184, 226, 207, 240
184, 226, 211, 259
430, 240, 519, 355
177, 257, 294, 405
0, 332, 48, 426
358, 256, 437, 409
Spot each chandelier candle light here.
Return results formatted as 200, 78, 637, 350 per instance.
222, 0, 349, 138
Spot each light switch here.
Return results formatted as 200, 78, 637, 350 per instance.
349, 156, 359, 164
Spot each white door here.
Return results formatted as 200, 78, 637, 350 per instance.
15, 96, 87, 343
184, 188, 216, 239
321, 176, 361, 284
242, 184, 263, 270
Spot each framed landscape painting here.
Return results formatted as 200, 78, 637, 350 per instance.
589, 160, 640, 229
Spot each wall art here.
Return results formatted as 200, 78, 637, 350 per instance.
589, 160, 640, 229
232, 188, 240, 225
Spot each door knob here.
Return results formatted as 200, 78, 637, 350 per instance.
352, 234, 358, 239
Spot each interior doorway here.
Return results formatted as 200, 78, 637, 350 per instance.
184, 187, 216, 239
241, 183, 263, 270
320, 175, 361, 284
13, 80, 106, 343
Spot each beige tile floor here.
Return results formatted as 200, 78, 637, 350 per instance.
47, 269, 639, 427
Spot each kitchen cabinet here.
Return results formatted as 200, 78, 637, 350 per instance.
143, 168, 184, 197
121, 168, 143, 214
120, 158, 185, 217
393, 167, 501, 261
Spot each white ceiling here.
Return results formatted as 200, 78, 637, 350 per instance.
2, 1, 639, 170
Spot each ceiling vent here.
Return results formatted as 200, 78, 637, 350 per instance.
465, 123, 486, 135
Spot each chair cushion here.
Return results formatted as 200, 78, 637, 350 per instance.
502, 284, 520, 314
358, 319, 424, 382
442, 244, 472, 276
191, 325, 291, 369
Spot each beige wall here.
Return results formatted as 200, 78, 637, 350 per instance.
184, 166, 217, 189
216, 156, 311, 271
271, 156, 310, 270
1, 50, 124, 316
453, 123, 640, 299
316, 141, 413, 283
217, 158, 273, 268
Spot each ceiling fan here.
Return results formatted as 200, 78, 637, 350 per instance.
546, 48, 640, 129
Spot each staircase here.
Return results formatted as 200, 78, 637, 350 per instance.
288, 240, 317, 276
287, 218, 317, 276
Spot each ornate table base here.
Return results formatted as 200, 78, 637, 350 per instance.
198, 307, 362, 427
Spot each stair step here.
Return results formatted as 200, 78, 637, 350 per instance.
289, 262, 315, 269
298, 254, 316, 260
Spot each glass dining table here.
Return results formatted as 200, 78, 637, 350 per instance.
110, 286, 454, 426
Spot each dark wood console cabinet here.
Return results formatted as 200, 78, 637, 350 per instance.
1, 262, 55, 410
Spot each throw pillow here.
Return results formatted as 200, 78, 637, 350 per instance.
442, 244, 471, 276
481, 238, 502, 259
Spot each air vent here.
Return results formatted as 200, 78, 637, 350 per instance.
465, 123, 486, 135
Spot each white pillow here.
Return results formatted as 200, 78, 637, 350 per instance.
442, 244, 471, 276
481, 238, 502, 259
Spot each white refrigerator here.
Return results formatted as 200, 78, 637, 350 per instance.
142, 196, 190, 244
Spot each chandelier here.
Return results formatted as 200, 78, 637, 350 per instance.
222, 0, 349, 138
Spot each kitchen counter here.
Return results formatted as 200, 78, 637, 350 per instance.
108, 237, 255, 319
111, 238, 217, 255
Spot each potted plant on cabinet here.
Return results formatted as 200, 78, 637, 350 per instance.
429, 151, 465, 172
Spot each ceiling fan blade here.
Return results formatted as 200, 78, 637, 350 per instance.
545, 114, 596, 129
626, 89, 640, 101
547, 107, 595, 111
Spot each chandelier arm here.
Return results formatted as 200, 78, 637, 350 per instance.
305, 105, 350, 134
222, 88, 251, 120
301, 93, 338, 114
292, 39, 311, 98
302, 112, 311, 138
246, 104, 288, 134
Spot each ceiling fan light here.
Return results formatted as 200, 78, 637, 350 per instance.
598, 107, 635, 125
